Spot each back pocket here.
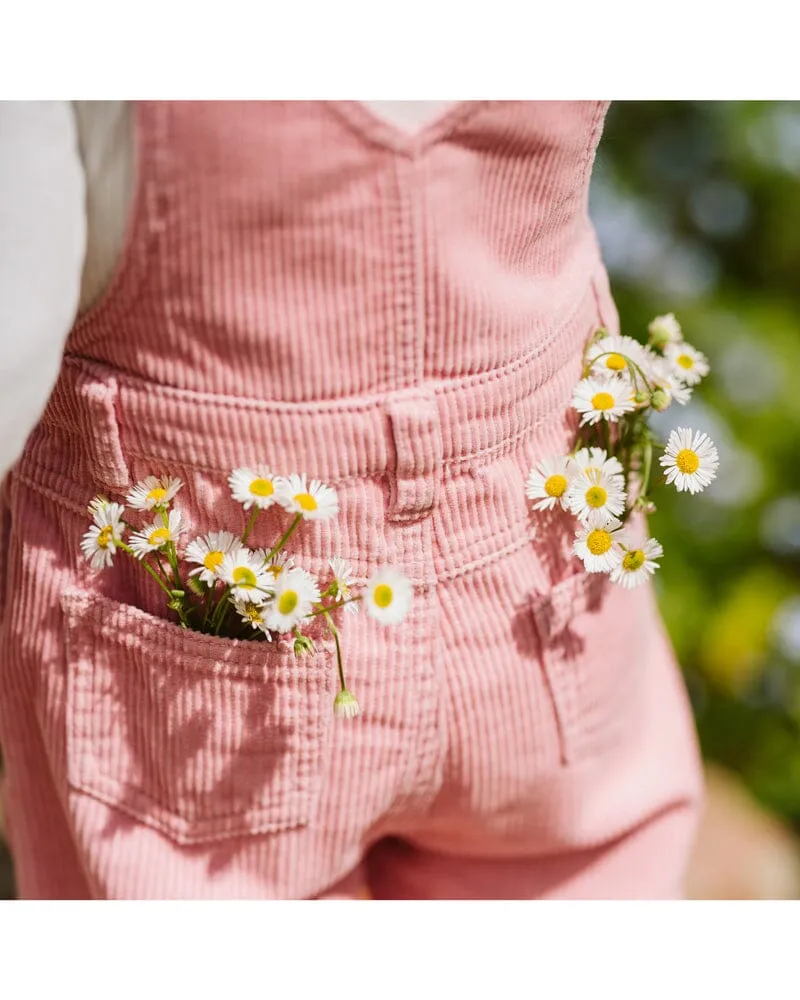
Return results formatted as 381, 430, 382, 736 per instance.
62, 589, 335, 845
530, 571, 650, 766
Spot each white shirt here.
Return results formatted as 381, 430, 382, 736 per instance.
0, 100, 455, 477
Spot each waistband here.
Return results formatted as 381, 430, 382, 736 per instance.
34, 290, 598, 492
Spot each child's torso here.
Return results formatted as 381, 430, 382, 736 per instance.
70, 100, 611, 402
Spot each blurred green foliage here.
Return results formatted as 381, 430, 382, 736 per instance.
592, 101, 800, 823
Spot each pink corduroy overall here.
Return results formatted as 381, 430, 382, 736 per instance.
0, 102, 702, 899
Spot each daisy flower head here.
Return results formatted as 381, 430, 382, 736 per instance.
265, 567, 322, 633
228, 467, 280, 511
230, 596, 272, 637
659, 427, 719, 495
586, 334, 659, 383
650, 358, 692, 407
81, 500, 126, 570
567, 468, 627, 526
329, 556, 359, 614
648, 313, 683, 350
573, 516, 623, 574
333, 689, 360, 719
220, 547, 274, 603
185, 530, 240, 585
572, 375, 636, 426
261, 550, 295, 581
525, 455, 573, 511
570, 446, 624, 481
128, 509, 184, 560
126, 476, 183, 511
276, 473, 339, 521
610, 537, 664, 590
664, 342, 710, 387
365, 568, 413, 626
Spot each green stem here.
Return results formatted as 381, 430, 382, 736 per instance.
117, 542, 176, 599
640, 438, 653, 503
210, 585, 232, 634
324, 611, 347, 692
306, 597, 361, 619
202, 583, 216, 629
264, 514, 303, 562
241, 506, 260, 544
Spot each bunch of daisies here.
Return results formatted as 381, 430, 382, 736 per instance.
81, 468, 413, 718
525, 314, 719, 589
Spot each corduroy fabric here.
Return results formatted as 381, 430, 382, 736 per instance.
0, 101, 702, 899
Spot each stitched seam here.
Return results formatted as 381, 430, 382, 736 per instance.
62, 280, 594, 419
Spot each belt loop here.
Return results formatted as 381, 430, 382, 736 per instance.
48, 360, 132, 492
385, 390, 443, 522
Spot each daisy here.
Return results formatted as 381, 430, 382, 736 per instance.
329, 555, 359, 614
650, 358, 692, 407
566, 469, 627, 526
648, 313, 683, 350
572, 375, 636, 426
126, 476, 183, 511
569, 447, 624, 480
573, 516, 624, 574
185, 530, 240, 585
230, 596, 272, 637
364, 568, 413, 626
258, 550, 296, 582
333, 689, 360, 719
586, 334, 659, 383
219, 547, 274, 603
265, 567, 322, 633
610, 537, 664, 589
81, 501, 126, 570
276, 473, 339, 521
664, 342, 710, 387
525, 455, 573, 511
228, 467, 280, 511
659, 427, 719, 495
128, 509, 183, 560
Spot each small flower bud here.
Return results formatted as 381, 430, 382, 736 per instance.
293, 633, 316, 657
333, 689, 360, 719
650, 388, 671, 411
633, 390, 651, 406
634, 497, 657, 515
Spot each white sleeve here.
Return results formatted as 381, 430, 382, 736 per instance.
0, 101, 86, 478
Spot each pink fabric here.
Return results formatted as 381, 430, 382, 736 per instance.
0, 101, 703, 899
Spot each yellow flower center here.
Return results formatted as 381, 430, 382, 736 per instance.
585, 485, 608, 509
268, 563, 284, 578
373, 584, 393, 608
97, 525, 114, 549
277, 590, 298, 615
203, 550, 224, 573
147, 527, 171, 547
586, 529, 612, 556
232, 566, 257, 588
675, 448, 700, 474
622, 550, 646, 571
249, 478, 274, 497
146, 486, 168, 504
244, 603, 264, 624
544, 474, 568, 498
591, 392, 615, 411
605, 353, 626, 371
676, 354, 694, 370
294, 492, 318, 512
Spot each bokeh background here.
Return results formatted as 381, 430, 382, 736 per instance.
593, 100, 800, 895
1, 100, 799, 898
